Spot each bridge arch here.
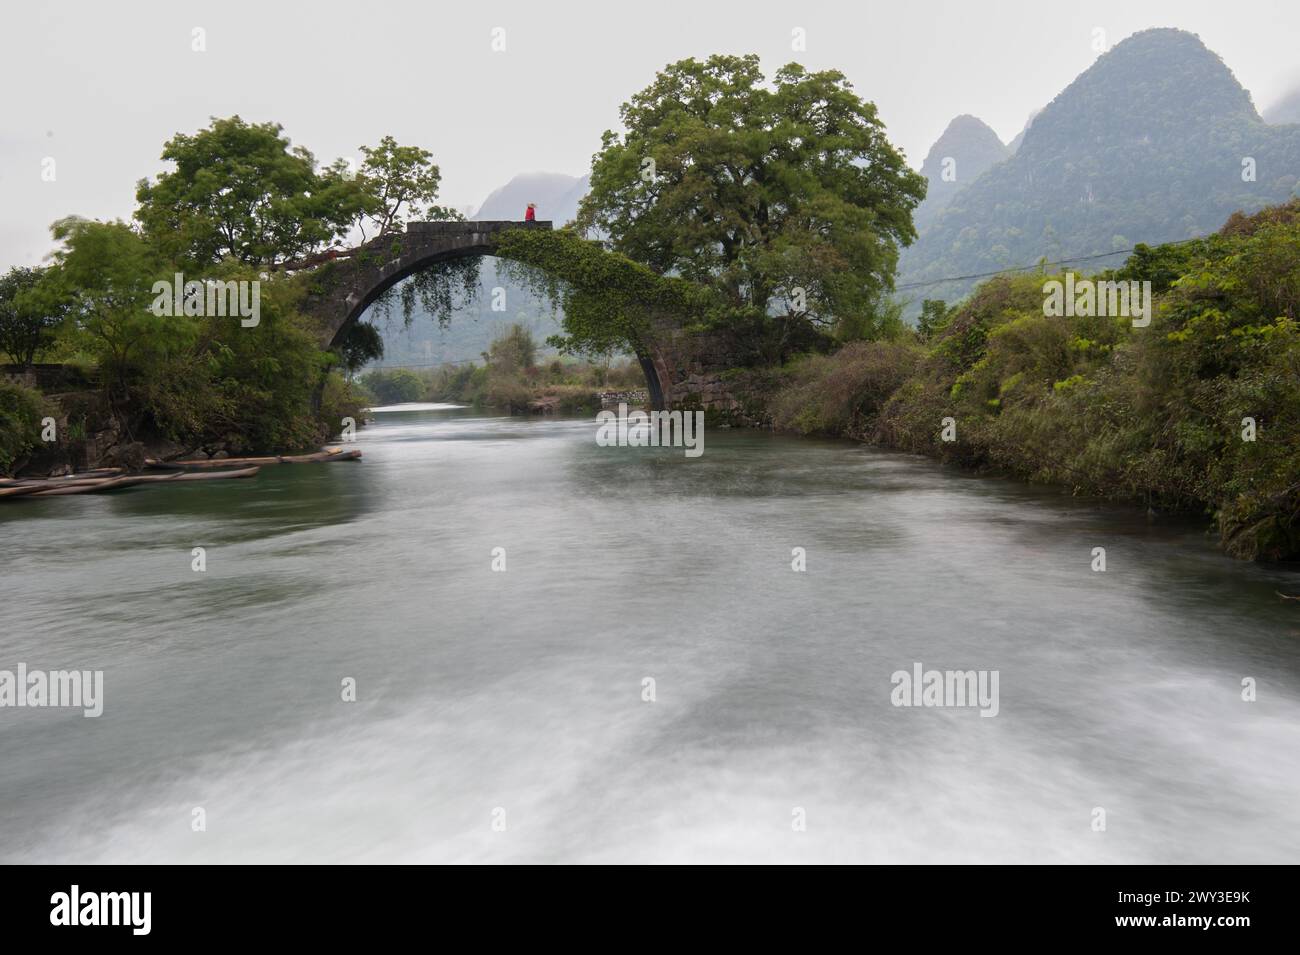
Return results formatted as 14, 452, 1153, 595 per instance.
299, 221, 665, 408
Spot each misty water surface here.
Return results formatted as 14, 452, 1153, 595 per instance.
2, 404, 1298, 863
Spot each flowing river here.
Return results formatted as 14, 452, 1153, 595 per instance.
2, 404, 1298, 863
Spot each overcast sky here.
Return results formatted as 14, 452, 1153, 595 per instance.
2, 0, 1297, 270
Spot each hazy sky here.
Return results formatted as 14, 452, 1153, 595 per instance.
2, 0, 1298, 269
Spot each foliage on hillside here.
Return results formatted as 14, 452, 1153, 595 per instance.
35, 217, 351, 454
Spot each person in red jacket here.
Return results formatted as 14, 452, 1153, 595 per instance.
524, 203, 536, 222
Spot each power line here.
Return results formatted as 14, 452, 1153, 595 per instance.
894, 234, 1212, 293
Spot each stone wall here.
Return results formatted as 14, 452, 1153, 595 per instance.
1, 363, 96, 393
639, 314, 769, 424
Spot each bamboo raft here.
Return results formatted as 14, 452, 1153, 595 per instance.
144, 447, 361, 469
0, 447, 360, 501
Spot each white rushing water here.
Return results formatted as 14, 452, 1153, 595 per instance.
2, 404, 1299, 863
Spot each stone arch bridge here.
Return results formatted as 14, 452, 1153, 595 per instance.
297, 221, 740, 415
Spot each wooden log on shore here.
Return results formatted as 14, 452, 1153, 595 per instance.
0, 484, 48, 498
5, 467, 259, 499
164, 455, 282, 469
0, 468, 124, 487
1, 475, 130, 495
280, 449, 362, 463
155, 447, 361, 468
2, 479, 102, 489
5, 444, 357, 501
172, 466, 260, 481
31, 473, 186, 496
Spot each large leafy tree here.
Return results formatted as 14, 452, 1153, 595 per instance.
45, 216, 333, 448
575, 55, 926, 343
135, 116, 367, 268
351, 135, 460, 239
43, 217, 185, 406
0, 266, 70, 366
134, 117, 476, 334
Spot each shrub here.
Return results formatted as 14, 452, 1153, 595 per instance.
880, 208, 1300, 558
769, 340, 920, 436
0, 380, 48, 474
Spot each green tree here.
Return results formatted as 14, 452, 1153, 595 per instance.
44, 217, 185, 405
352, 135, 460, 239
335, 320, 385, 372
916, 299, 951, 342
135, 116, 366, 267
47, 215, 343, 451
575, 55, 926, 347
0, 380, 48, 473
492, 226, 722, 358
487, 323, 538, 372
343, 134, 475, 329
0, 266, 69, 366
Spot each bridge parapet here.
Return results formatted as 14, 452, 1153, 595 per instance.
406, 220, 552, 234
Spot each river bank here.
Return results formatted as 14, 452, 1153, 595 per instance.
735, 205, 1300, 563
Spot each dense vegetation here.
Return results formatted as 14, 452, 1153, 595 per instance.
768, 201, 1300, 560
362, 324, 643, 414
0, 379, 49, 473
0, 117, 466, 474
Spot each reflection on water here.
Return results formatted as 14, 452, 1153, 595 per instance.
2, 405, 1298, 863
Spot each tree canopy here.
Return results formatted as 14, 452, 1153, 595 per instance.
135, 116, 367, 268
352, 135, 460, 239
575, 54, 926, 340
0, 266, 69, 367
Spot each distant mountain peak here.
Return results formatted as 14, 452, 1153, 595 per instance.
913, 115, 1009, 230
919, 115, 1007, 175
1019, 28, 1260, 156
475, 171, 588, 224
